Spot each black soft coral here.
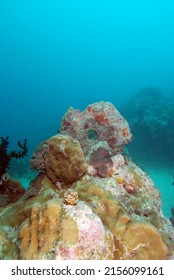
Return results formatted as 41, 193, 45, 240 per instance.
0, 137, 28, 178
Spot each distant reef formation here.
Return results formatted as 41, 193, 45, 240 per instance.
120, 87, 174, 164
0, 101, 174, 260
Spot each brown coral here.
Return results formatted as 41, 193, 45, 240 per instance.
19, 199, 62, 259
89, 146, 113, 178
31, 134, 87, 186
0, 173, 25, 207
116, 222, 169, 260
0, 168, 174, 260
74, 179, 172, 260
18, 198, 114, 260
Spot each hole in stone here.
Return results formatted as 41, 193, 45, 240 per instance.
88, 130, 99, 141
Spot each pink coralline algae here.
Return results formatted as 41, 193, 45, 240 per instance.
60, 101, 132, 156
55, 202, 114, 260
60, 101, 132, 178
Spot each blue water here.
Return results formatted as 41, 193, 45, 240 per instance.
0, 1, 174, 217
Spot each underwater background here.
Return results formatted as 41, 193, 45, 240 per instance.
0, 1, 174, 218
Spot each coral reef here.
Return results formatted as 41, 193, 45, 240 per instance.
120, 87, 174, 164
0, 101, 174, 260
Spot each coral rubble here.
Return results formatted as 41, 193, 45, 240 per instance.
0, 101, 174, 260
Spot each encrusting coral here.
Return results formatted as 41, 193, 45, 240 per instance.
0, 101, 174, 260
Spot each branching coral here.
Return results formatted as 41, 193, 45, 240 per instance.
0, 137, 27, 206
0, 137, 28, 178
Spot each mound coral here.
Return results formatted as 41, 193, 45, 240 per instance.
31, 134, 87, 187
19, 199, 113, 260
